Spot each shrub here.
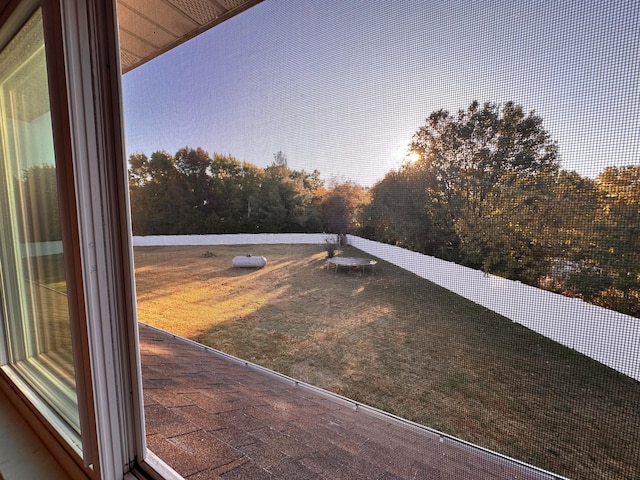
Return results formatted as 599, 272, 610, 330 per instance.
592, 287, 640, 318
325, 239, 337, 258
565, 268, 611, 300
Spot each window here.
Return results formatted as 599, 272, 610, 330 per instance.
0, 2, 81, 444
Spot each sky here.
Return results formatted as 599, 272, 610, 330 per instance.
122, 0, 639, 187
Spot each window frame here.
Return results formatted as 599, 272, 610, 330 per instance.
0, 0, 162, 478
0, 0, 98, 476
0, 2, 83, 440
44, 0, 147, 477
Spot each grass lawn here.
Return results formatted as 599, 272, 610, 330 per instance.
133, 244, 640, 480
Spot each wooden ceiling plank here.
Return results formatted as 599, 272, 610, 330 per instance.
117, 0, 263, 73
117, 3, 178, 48
119, 0, 198, 35
118, 28, 158, 58
167, 0, 222, 26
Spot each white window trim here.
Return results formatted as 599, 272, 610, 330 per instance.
56, 0, 146, 477
57, 0, 184, 478
1, 0, 175, 478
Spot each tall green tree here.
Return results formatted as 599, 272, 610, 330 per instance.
362, 164, 458, 259
209, 153, 264, 232
589, 166, 640, 315
254, 152, 323, 232
596, 166, 640, 273
548, 170, 600, 263
318, 180, 369, 235
128, 151, 193, 234
409, 101, 559, 277
173, 147, 217, 231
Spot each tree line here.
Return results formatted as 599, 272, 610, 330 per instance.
15, 101, 638, 316
128, 148, 367, 237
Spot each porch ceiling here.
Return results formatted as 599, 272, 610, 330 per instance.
116, 0, 262, 73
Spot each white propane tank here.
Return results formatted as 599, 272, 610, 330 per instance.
232, 255, 267, 268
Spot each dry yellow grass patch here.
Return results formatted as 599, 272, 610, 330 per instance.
133, 244, 640, 480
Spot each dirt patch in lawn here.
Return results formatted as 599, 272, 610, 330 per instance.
134, 244, 640, 480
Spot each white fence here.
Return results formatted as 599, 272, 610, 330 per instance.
347, 235, 640, 382
133, 233, 337, 246
132, 233, 640, 382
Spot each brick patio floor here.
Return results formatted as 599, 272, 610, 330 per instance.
140, 324, 559, 480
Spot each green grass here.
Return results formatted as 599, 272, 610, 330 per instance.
133, 244, 640, 480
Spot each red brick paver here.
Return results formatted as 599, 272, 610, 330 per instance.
139, 324, 559, 480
